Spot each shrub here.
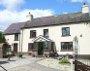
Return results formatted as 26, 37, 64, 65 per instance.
59, 56, 70, 64
0, 32, 6, 43
18, 52, 23, 58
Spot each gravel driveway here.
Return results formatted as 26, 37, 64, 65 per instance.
0, 56, 59, 71
7, 63, 59, 71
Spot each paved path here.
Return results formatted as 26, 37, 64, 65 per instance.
0, 56, 59, 71
37, 58, 74, 71
7, 63, 59, 71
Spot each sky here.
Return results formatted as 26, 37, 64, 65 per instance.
0, 0, 90, 31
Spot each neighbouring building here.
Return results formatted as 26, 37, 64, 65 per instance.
0, 43, 11, 58
4, 3, 90, 57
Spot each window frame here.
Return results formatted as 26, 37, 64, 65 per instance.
61, 42, 73, 51
62, 27, 70, 36
30, 30, 36, 38
43, 29, 49, 38
43, 42, 48, 49
14, 34, 19, 41
28, 43, 34, 51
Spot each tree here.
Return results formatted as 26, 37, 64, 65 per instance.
0, 31, 6, 43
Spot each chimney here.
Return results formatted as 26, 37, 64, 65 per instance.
26, 12, 33, 21
82, 3, 89, 13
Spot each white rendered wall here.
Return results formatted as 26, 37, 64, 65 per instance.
21, 23, 90, 55
82, 4, 89, 13
5, 34, 20, 52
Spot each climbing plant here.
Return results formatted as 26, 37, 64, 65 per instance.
0, 31, 6, 43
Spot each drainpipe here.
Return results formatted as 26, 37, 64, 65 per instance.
20, 29, 23, 56
21, 29, 23, 54
73, 36, 78, 60
19, 33, 20, 53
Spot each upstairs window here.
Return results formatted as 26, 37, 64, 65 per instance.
14, 34, 18, 41
61, 42, 73, 51
30, 30, 36, 38
62, 27, 70, 36
43, 29, 49, 38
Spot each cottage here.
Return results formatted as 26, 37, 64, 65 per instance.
4, 3, 90, 58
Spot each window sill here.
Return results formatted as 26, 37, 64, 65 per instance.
30, 37, 36, 39
61, 35, 71, 37
60, 50, 73, 52
14, 40, 19, 41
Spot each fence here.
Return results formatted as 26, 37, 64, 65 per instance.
75, 60, 90, 71
78, 59, 90, 66
0, 65, 7, 71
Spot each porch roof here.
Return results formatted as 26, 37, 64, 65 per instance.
33, 35, 53, 42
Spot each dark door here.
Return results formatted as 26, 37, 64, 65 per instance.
38, 42, 44, 55
13, 43, 18, 53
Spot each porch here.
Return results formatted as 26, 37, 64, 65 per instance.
28, 35, 57, 57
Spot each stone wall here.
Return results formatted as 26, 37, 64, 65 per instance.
0, 43, 4, 58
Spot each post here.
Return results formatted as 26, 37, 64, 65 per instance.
19, 29, 23, 58
73, 36, 78, 71
73, 36, 78, 60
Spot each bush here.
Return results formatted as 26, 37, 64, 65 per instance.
59, 56, 70, 64
18, 52, 23, 58
0, 32, 6, 43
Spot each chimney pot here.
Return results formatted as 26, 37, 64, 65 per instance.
26, 12, 33, 21
82, 3, 89, 13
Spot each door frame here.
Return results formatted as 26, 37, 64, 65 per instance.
13, 43, 18, 54
37, 42, 44, 56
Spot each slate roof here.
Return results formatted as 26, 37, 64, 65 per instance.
4, 22, 26, 35
4, 12, 90, 35
24, 12, 90, 28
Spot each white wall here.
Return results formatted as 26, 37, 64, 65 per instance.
5, 34, 20, 52
82, 4, 89, 13
5, 23, 90, 55
21, 23, 90, 55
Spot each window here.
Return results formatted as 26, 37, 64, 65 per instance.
30, 30, 36, 38
43, 29, 49, 38
51, 42, 55, 51
14, 34, 18, 41
43, 42, 48, 49
61, 42, 73, 51
28, 43, 34, 51
62, 27, 70, 36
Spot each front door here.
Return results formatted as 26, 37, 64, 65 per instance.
38, 42, 44, 55
13, 43, 18, 54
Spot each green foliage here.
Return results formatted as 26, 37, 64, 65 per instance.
0, 31, 6, 43
73, 36, 78, 43
59, 56, 70, 64
3, 44, 12, 58
18, 52, 23, 58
